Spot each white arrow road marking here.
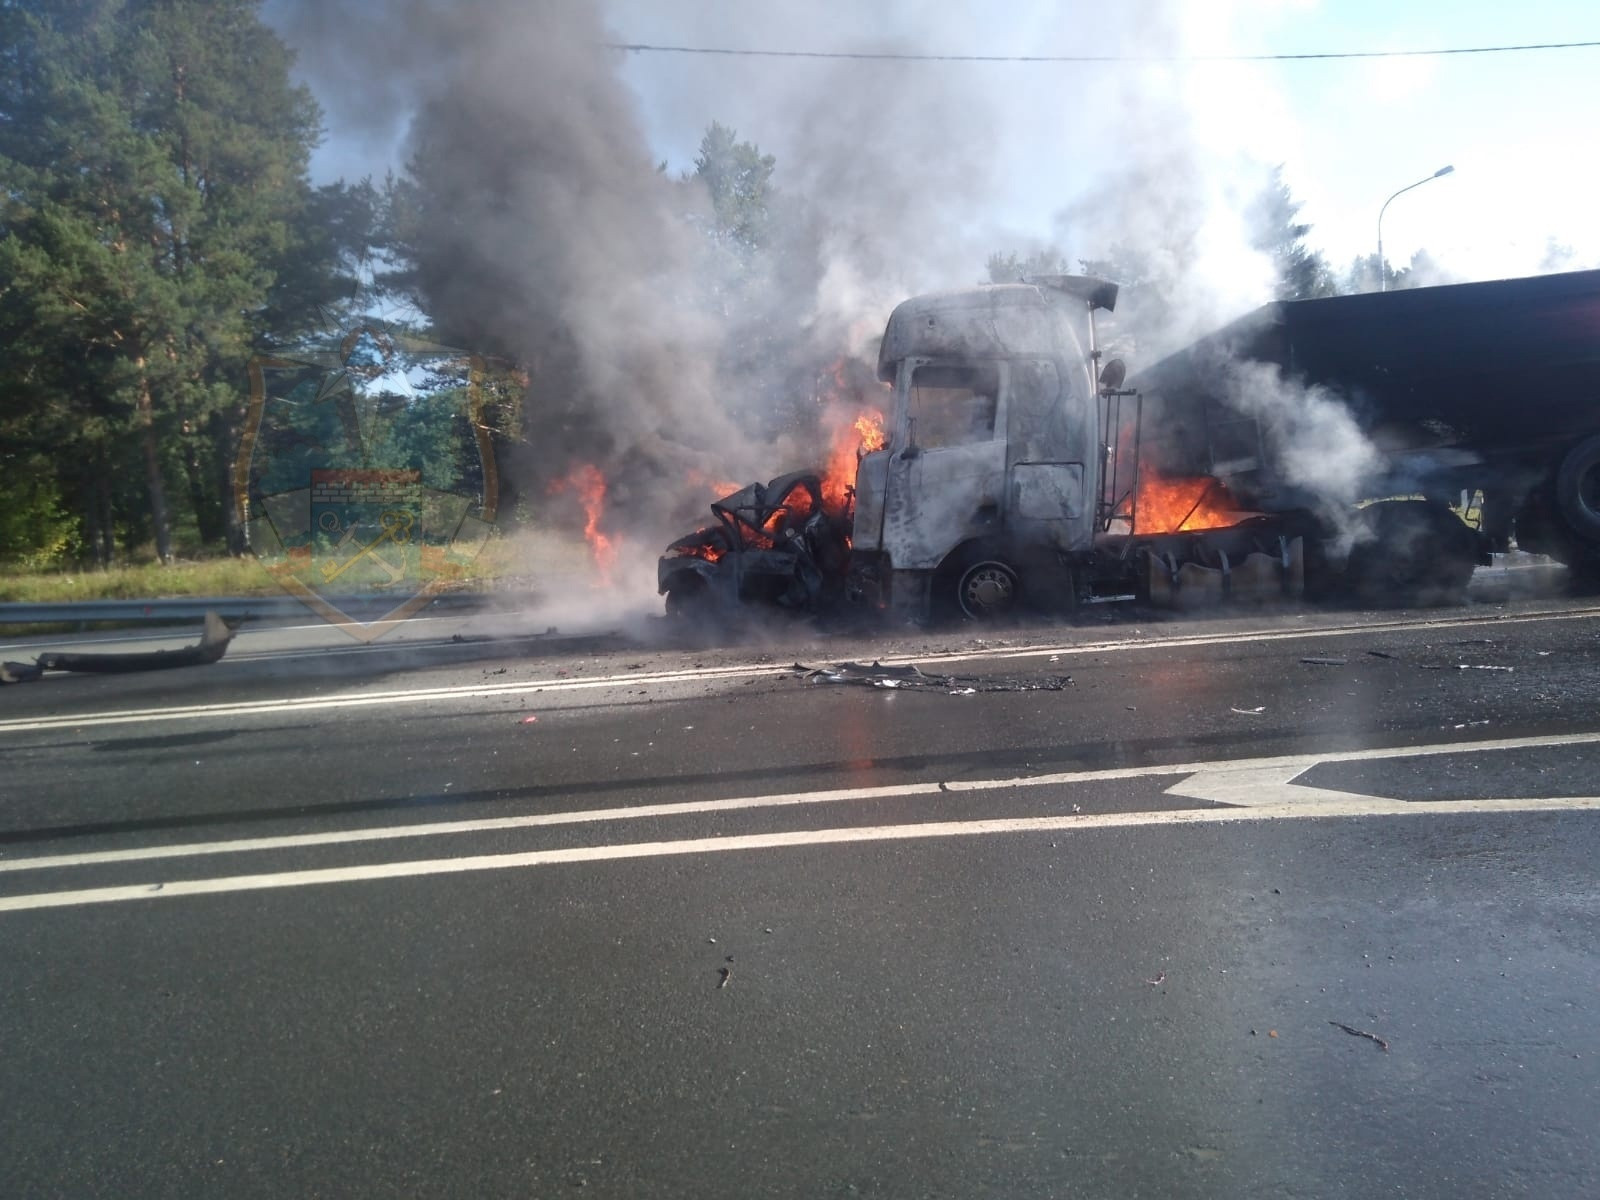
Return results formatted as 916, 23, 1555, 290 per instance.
3, 794, 1599, 914
1164, 763, 1386, 808
5, 729, 1599, 877
9, 729, 1600, 876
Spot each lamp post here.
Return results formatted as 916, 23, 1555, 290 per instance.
1377, 165, 1454, 291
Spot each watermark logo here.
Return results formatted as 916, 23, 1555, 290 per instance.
234, 325, 500, 640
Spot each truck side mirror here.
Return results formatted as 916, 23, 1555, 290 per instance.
1098, 358, 1127, 393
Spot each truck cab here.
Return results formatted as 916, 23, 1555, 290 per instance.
851, 276, 1117, 618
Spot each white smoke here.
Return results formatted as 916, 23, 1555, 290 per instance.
1221, 359, 1383, 548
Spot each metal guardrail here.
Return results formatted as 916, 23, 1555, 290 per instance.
0, 591, 502, 625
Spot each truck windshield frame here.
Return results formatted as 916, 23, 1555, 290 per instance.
905, 361, 1003, 450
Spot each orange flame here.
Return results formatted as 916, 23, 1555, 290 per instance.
686, 468, 741, 501
1134, 466, 1241, 533
822, 407, 886, 518
548, 463, 618, 580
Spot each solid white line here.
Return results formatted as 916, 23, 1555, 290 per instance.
0, 781, 950, 873
0, 662, 765, 733
3, 602, 1594, 735
4, 728, 1597, 876
4, 793, 1599, 913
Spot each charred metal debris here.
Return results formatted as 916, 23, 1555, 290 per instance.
1, 612, 237, 685
790, 660, 1072, 694
659, 471, 852, 619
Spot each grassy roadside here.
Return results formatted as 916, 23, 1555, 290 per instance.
0, 529, 593, 605
0, 556, 282, 604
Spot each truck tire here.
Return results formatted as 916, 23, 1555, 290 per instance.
934, 544, 1021, 622
956, 559, 1020, 620
1555, 434, 1600, 543
1344, 499, 1478, 607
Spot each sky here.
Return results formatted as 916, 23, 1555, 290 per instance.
279, 0, 1599, 291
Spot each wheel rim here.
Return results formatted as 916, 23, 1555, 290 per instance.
958, 561, 1017, 619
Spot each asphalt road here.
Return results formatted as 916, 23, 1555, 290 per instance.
2, 577, 1598, 1198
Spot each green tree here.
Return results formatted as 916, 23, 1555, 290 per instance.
984, 247, 1070, 283
693, 121, 777, 261
1247, 165, 1337, 301
1343, 251, 1450, 294
0, 0, 326, 563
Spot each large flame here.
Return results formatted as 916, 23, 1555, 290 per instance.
548, 462, 618, 580
821, 407, 886, 517
1134, 466, 1241, 533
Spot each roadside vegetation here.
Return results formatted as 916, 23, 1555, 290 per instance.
0, 528, 599, 605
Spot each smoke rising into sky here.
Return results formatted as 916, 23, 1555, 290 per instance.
267, 1, 1290, 450
259, 0, 1596, 612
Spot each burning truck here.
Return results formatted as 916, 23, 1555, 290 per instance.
660, 270, 1600, 621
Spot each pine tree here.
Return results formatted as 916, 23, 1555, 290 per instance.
0, 0, 326, 562
1247, 165, 1337, 301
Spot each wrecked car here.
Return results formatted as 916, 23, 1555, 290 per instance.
657, 471, 852, 618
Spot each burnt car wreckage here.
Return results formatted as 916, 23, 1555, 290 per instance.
660, 269, 1600, 621
659, 471, 852, 617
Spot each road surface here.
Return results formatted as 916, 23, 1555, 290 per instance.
2, 581, 1598, 1197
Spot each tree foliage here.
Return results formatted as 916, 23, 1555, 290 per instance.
985, 247, 1070, 284
0, 0, 336, 564
1247, 165, 1337, 301
693, 121, 776, 261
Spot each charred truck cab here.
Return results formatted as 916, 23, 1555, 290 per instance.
852, 275, 1304, 619
851, 277, 1106, 619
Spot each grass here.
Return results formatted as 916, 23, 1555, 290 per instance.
0, 556, 281, 604
0, 528, 598, 605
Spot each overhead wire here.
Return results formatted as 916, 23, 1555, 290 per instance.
602, 39, 1600, 64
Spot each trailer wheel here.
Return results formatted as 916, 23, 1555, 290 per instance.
1555, 434, 1600, 542
1344, 499, 1477, 606
955, 559, 1020, 621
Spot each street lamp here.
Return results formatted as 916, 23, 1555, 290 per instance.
1377, 165, 1454, 291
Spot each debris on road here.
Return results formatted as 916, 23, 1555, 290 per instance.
2, 612, 236, 685
1300, 656, 1347, 667
1456, 664, 1513, 672
792, 661, 1071, 693
1230, 706, 1266, 715
518, 715, 539, 725
717, 966, 732, 989
1145, 972, 1167, 986
1329, 1020, 1390, 1052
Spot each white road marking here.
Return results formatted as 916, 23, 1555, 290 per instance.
1165, 763, 1407, 808
3, 729, 1597, 877
0, 662, 765, 733
3, 793, 1598, 914
2, 603, 1596, 735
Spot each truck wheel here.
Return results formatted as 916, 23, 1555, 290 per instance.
1555, 434, 1600, 542
955, 559, 1020, 620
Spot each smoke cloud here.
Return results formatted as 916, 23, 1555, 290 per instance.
1221, 359, 1382, 548
264, 0, 1351, 615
